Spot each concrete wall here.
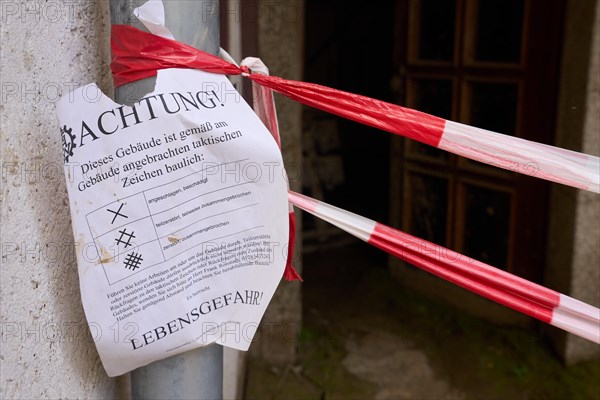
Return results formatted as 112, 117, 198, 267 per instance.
0, 1, 129, 397
545, 0, 600, 364
248, 0, 304, 365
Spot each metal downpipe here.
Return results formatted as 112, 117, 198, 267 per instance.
108, 1, 223, 398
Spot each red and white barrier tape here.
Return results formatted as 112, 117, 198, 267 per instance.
108, 22, 599, 341
288, 191, 600, 343
219, 50, 300, 281
111, 25, 600, 193
242, 57, 301, 281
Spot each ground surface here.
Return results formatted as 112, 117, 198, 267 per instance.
245, 243, 600, 400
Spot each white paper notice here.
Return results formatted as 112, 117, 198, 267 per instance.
56, 68, 289, 376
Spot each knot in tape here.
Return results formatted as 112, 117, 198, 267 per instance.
240, 65, 251, 77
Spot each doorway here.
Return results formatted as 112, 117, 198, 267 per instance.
302, 0, 395, 254
390, 0, 565, 282
302, 0, 566, 324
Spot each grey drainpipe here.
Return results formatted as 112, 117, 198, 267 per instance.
108, 1, 223, 398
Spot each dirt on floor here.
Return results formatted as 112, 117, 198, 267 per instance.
245, 243, 600, 400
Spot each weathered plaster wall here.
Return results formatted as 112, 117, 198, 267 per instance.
545, 0, 600, 364
249, 0, 304, 364
0, 1, 129, 397
567, 0, 600, 359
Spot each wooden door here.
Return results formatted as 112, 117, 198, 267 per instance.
391, 0, 565, 281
